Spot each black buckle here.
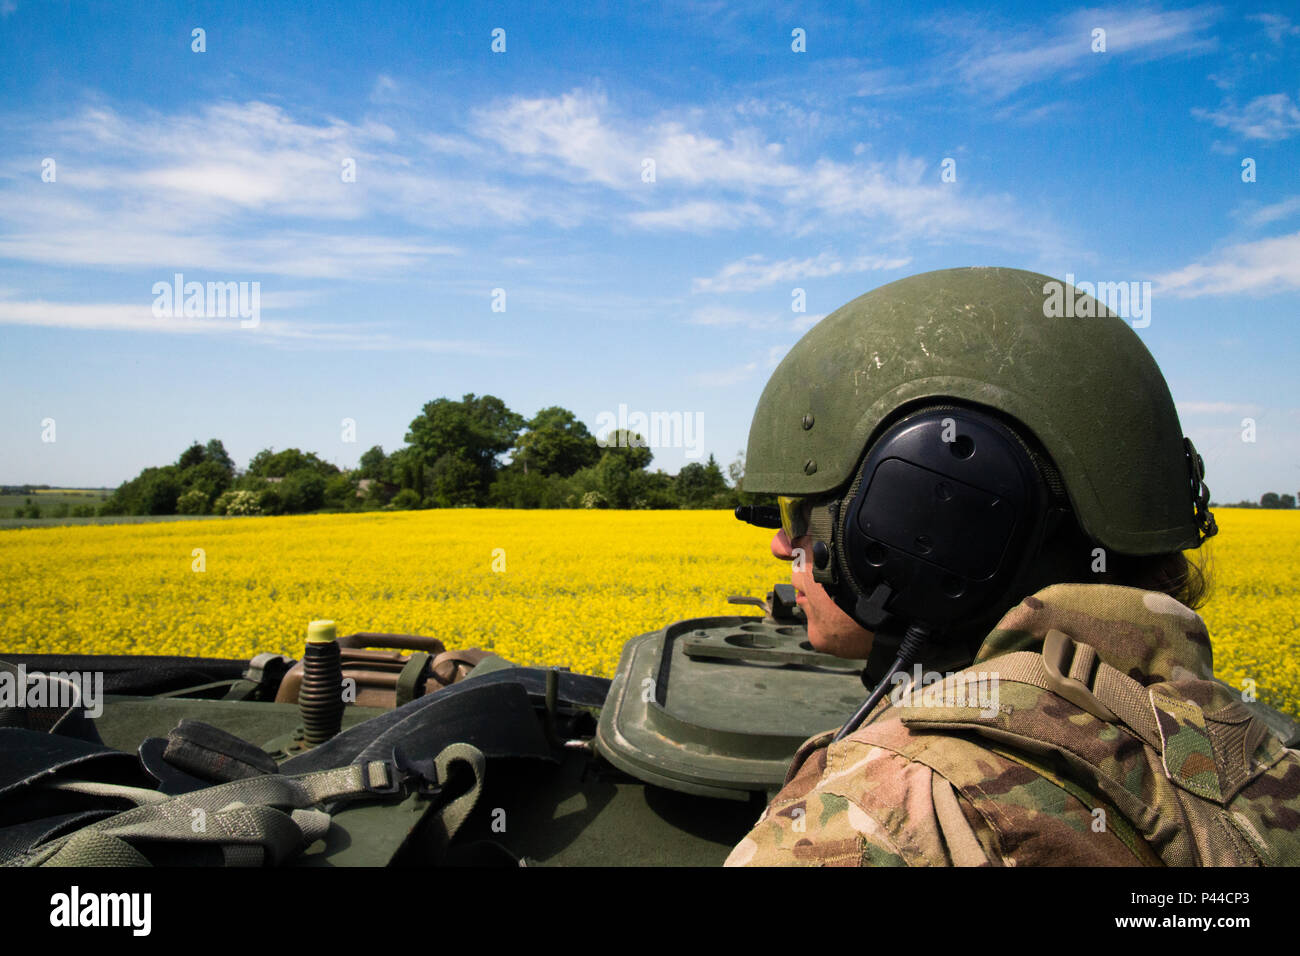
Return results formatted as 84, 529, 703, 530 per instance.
393, 751, 443, 797
359, 754, 445, 798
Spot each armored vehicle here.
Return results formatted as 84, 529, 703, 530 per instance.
2, 579, 1297, 867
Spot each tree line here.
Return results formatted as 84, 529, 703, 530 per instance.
1212, 493, 1298, 509
8, 397, 1298, 519
81, 394, 770, 517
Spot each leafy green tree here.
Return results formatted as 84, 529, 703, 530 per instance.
177, 442, 207, 470
205, 439, 236, 476
676, 454, 729, 508
323, 473, 357, 510
176, 488, 208, 515
180, 459, 233, 505
108, 466, 184, 515
600, 430, 653, 470
363, 477, 395, 506
390, 488, 421, 510
406, 394, 523, 504
257, 486, 283, 516
488, 469, 550, 508
427, 452, 481, 507
515, 407, 601, 477
1281, 494, 1296, 509
141, 468, 183, 514
280, 471, 327, 513
635, 469, 678, 509
357, 445, 389, 481
1261, 492, 1281, 508
388, 446, 426, 497
594, 451, 636, 508
248, 448, 339, 478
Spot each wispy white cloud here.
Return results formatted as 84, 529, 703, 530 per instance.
369, 74, 401, 104
473, 88, 798, 192
688, 305, 781, 328
0, 88, 1059, 290
473, 89, 1051, 247
693, 252, 910, 293
765, 343, 791, 367
418, 131, 488, 157
1249, 13, 1300, 44
0, 298, 513, 355
628, 200, 771, 231
0, 219, 459, 279
1177, 401, 1262, 415
685, 304, 827, 336
945, 5, 1219, 99
1155, 231, 1300, 297
1193, 92, 1300, 141
0, 101, 599, 278
1233, 195, 1300, 228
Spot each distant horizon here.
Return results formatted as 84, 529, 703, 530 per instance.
5, 481, 1300, 507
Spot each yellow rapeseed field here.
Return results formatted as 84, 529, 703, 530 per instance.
0, 508, 1296, 718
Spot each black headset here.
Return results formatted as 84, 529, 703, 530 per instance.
739, 403, 1068, 737
831, 404, 1062, 637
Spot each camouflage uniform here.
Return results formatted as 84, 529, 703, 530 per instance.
726, 583, 1300, 867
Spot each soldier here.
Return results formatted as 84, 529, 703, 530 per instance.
725, 267, 1300, 867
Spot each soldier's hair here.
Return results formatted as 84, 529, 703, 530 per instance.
1097, 547, 1212, 611
1044, 508, 1214, 610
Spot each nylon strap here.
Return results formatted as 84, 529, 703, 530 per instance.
41, 831, 152, 867
985, 649, 1162, 750
17, 746, 486, 867
428, 743, 486, 847
0, 662, 96, 738
163, 719, 279, 782
12, 761, 392, 867
42, 779, 170, 807
29, 804, 332, 867
396, 653, 430, 707
929, 774, 990, 866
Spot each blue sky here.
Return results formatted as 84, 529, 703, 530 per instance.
1, 1, 1297, 503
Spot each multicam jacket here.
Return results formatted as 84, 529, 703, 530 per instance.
725, 584, 1300, 867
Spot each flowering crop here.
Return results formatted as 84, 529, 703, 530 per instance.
0, 510, 775, 680
0, 508, 1295, 718
1195, 510, 1300, 719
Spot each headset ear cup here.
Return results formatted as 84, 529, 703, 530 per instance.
831, 404, 1054, 641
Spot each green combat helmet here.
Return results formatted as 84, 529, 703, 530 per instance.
739, 266, 1217, 711
744, 266, 1214, 552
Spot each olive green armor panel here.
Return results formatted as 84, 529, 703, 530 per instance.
744, 267, 1200, 554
